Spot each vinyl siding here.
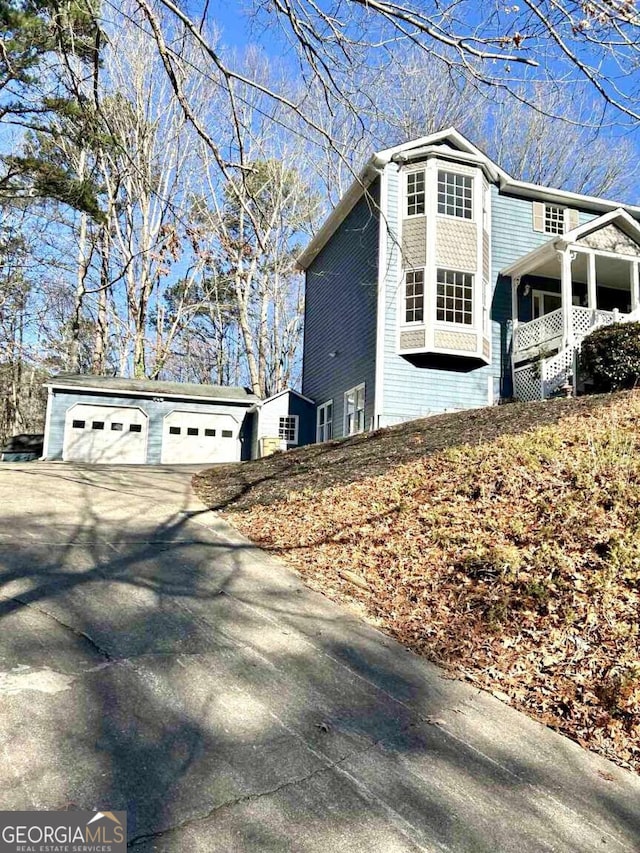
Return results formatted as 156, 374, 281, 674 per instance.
257, 392, 316, 449
45, 390, 254, 462
302, 181, 380, 438
379, 185, 600, 421
491, 192, 596, 395
380, 169, 496, 424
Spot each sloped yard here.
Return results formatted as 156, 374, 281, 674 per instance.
194, 392, 640, 772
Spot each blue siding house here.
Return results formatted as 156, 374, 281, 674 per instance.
42, 376, 313, 465
299, 128, 640, 441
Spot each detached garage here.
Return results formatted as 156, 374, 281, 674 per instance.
43, 375, 258, 465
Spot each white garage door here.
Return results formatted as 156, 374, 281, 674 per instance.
63, 405, 148, 464
161, 411, 240, 464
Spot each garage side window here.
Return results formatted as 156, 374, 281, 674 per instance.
187, 427, 199, 436
279, 416, 299, 444
221, 429, 233, 438
129, 424, 142, 433
111, 422, 123, 431
205, 428, 216, 437
169, 426, 181, 435
72, 419, 85, 429
92, 421, 104, 430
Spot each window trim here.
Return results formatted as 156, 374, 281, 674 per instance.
405, 169, 426, 218
437, 169, 473, 220
278, 415, 299, 445
436, 267, 474, 327
532, 288, 562, 319
344, 383, 365, 436
404, 268, 425, 325
316, 400, 333, 443
543, 203, 565, 235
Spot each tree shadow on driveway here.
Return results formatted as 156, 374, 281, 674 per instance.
0, 465, 638, 851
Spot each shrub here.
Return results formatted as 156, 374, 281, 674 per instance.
579, 322, 640, 392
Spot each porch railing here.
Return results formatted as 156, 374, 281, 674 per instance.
514, 306, 623, 359
513, 347, 577, 401
512, 306, 635, 402
513, 308, 563, 356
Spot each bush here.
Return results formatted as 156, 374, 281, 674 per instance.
580, 322, 640, 392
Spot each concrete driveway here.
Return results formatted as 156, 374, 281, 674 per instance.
0, 463, 638, 852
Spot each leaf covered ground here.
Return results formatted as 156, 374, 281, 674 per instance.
194, 392, 640, 772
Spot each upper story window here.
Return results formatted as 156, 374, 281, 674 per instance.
317, 400, 333, 443
544, 204, 564, 234
437, 171, 472, 219
405, 269, 424, 323
345, 384, 365, 435
278, 415, 298, 444
406, 171, 425, 216
436, 269, 473, 325
532, 201, 580, 235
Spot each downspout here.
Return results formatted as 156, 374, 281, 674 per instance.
373, 158, 391, 431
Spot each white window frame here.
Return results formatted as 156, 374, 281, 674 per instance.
278, 415, 299, 445
344, 383, 365, 436
436, 268, 474, 326
316, 400, 333, 443
532, 288, 562, 318
437, 170, 473, 220
406, 169, 426, 217
543, 204, 565, 235
404, 268, 425, 324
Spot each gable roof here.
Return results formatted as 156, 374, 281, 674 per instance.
298, 128, 640, 271
563, 207, 640, 245
501, 208, 640, 277
261, 388, 315, 406
46, 374, 259, 404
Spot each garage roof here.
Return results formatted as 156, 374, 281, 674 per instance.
46, 374, 259, 404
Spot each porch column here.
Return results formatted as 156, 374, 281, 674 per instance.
587, 252, 597, 312
511, 275, 519, 335
559, 247, 573, 347
631, 261, 640, 314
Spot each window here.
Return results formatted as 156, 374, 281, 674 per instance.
344, 384, 365, 435
72, 419, 85, 429
129, 424, 142, 433
221, 429, 233, 438
437, 171, 473, 219
111, 422, 123, 431
406, 171, 425, 216
532, 289, 562, 318
317, 401, 333, 443
169, 426, 181, 435
278, 415, 298, 444
405, 269, 424, 323
436, 269, 473, 325
187, 427, 199, 436
91, 421, 104, 430
204, 428, 216, 437
544, 204, 564, 235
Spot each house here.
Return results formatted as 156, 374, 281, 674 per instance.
298, 127, 640, 441
42, 375, 313, 465
250, 389, 316, 458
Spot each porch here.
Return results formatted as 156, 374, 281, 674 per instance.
502, 208, 640, 401
511, 250, 636, 363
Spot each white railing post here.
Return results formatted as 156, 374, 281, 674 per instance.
587, 252, 597, 315
559, 248, 574, 348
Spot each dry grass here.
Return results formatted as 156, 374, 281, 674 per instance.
194, 392, 640, 772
